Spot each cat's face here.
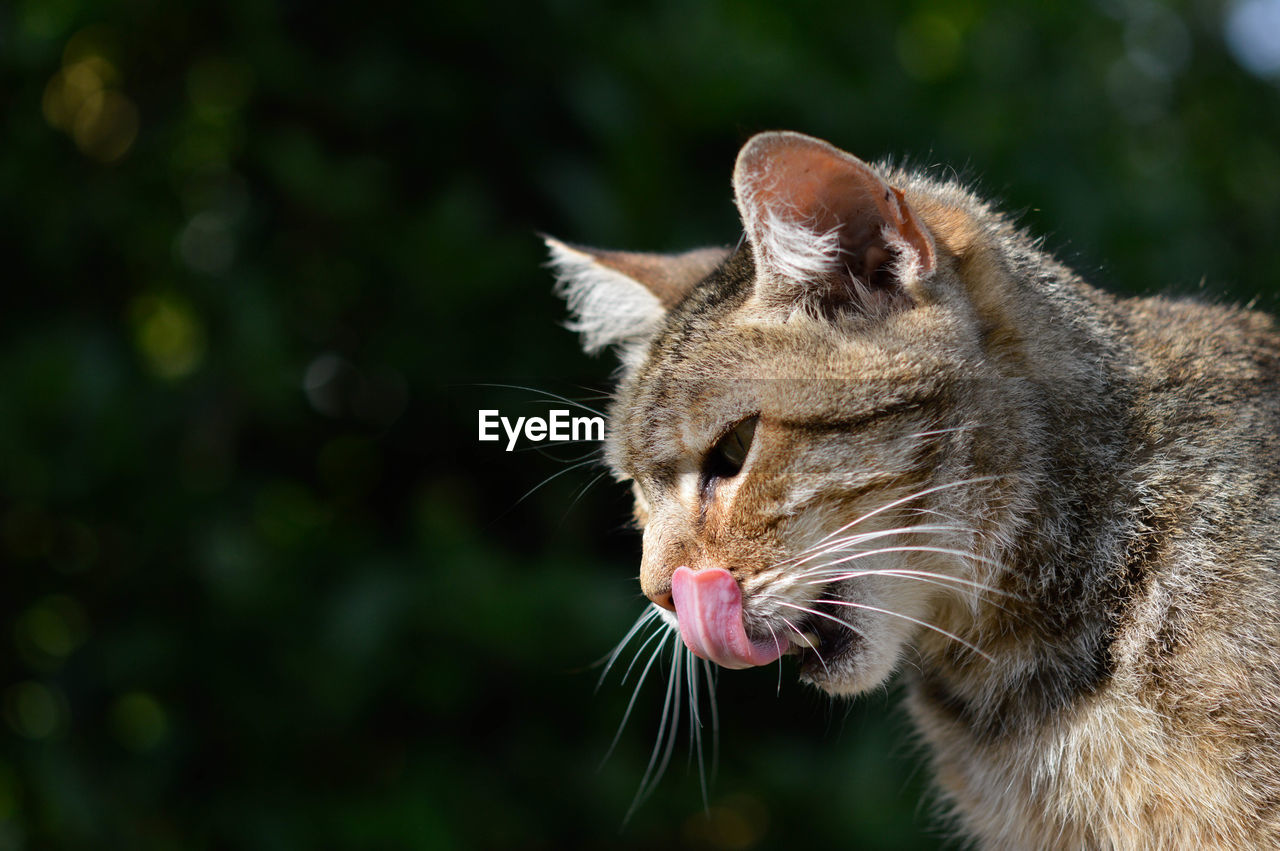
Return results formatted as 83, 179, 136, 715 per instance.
550, 132, 1026, 695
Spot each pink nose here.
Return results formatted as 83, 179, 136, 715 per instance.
645, 584, 676, 612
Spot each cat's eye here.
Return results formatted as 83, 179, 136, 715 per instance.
704, 416, 758, 482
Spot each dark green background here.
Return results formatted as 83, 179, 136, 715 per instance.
3, 0, 1278, 848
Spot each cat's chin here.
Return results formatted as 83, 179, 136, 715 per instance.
790, 626, 907, 696
796, 645, 902, 696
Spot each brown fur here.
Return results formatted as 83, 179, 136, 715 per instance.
547, 131, 1280, 849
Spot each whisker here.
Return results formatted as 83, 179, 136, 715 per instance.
783, 522, 962, 555
783, 524, 979, 570
904, 424, 982, 439
790, 544, 1033, 626
793, 544, 1007, 577
800, 567, 1021, 601
562, 468, 613, 520
790, 544, 1022, 615
515, 440, 603, 461
902, 506, 972, 527
809, 476, 997, 549
768, 600, 867, 641
802, 567, 1029, 624
685, 648, 701, 733
472, 382, 607, 418
568, 382, 615, 402
510, 457, 599, 509
777, 517, 986, 574
596, 606, 663, 690
764, 531, 969, 588
626, 639, 684, 821
764, 623, 786, 695
779, 614, 829, 677
619, 620, 673, 687
658, 648, 685, 795
686, 648, 710, 812
812, 599, 994, 662
627, 637, 686, 819
601, 628, 673, 770
701, 660, 719, 785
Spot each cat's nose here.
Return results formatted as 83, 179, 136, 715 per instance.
646, 584, 676, 612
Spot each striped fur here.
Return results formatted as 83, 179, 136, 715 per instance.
549, 131, 1280, 848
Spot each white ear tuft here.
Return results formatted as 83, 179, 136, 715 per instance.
754, 209, 845, 287
545, 237, 665, 355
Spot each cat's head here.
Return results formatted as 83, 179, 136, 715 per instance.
547, 131, 1035, 695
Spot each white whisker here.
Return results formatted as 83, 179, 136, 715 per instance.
701, 659, 719, 785
563, 468, 613, 519
512, 439, 602, 458
783, 523, 979, 570
511, 457, 599, 508
769, 600, 866, 641
472, 382, 607, 418
904, 424, 982, 439
779, 614, 830, 676
801, 567, 1018, 600
619, 620, 672, 687
795, 544, 1006, 577
686, 648, 710, 811
596, 606, 663, 690
602, 628, 673, 770
809, 476, 997, 549
812, 598, 994, 662
625, 637, 682, 822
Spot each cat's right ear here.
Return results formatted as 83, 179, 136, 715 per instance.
544, 237, 729, 355
733, 131, 936, 319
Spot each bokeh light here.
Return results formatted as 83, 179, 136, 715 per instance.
3, 683, 65, 740
1226, 0, 1280, 76
109, 692, 168, 752
41, 28, 138, 163
128, 294, 207, 380
14, 596, 88, 670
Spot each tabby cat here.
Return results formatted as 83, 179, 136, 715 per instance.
545, 131, 1280, 849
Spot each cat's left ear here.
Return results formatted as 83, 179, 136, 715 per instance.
544, 237, 729, 354
733, 131, 936, 317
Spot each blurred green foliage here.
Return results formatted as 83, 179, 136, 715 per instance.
1, 0, 1278, 848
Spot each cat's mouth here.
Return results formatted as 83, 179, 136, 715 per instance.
670, 567, 859, 672
781, 585, 858, 671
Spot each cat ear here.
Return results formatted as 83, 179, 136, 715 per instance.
732, 131, 936, 316
544, 236, 729, 354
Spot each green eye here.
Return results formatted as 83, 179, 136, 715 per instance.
706, 416, 758, 480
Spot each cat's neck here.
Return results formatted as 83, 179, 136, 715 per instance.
912, 257, 1144, 739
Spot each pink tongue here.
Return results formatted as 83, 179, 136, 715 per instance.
670, 566, 785, 669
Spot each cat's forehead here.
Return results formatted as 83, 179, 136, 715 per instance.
608, 308, 955, 478
633, 273, 957, 392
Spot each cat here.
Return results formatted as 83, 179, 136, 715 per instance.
545, 130, 1280, 849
